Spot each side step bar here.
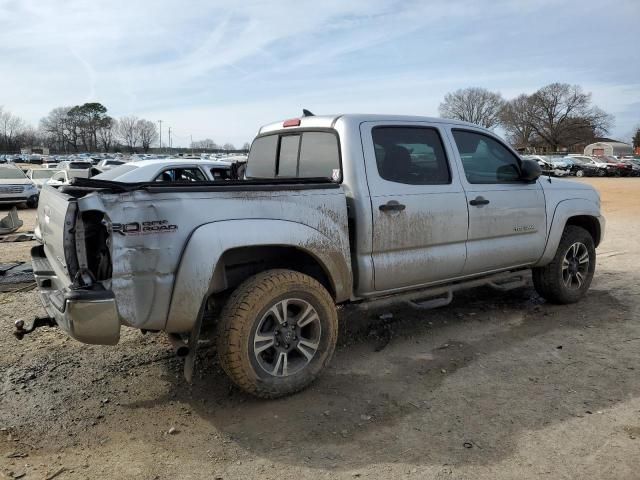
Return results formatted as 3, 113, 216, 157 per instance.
356, 269, 529, 312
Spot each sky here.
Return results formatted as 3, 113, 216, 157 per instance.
1, 0, 638, 147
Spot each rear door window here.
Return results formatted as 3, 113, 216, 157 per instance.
372, 127, 451, 185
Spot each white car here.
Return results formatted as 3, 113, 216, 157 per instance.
0, 164, 39, 207
96, 159, 126, 171
26, 168, 57, 190
46, 170, 71, 187
93, 159, 234, 183
56, 160, 95, 180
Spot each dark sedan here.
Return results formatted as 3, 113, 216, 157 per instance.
568, 156, 607, 177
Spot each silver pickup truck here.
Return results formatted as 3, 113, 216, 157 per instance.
31, 114, 604, 398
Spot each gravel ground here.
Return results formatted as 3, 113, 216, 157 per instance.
0, 178, 639, 480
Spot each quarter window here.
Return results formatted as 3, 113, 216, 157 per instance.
452, 130, 521, 184
372, 127, 451, 185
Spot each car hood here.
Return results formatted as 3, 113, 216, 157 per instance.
539, 177, 601, 204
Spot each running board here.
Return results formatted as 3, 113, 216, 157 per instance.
407, 291, 453, 310
356, 269, 529, 311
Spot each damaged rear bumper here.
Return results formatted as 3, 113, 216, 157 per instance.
31, 245, 120, 345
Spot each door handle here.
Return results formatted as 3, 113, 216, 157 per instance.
379, 201, 406, 212
469, 196, 490, 206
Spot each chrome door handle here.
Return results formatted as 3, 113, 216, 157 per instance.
379, 201, 406, 212
469, 196, 490, 206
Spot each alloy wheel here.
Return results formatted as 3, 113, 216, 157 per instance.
252, 298, 322, 377
562, 242, 589, 289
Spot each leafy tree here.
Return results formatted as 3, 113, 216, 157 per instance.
633, 127, 640, 149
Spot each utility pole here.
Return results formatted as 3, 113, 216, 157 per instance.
157, 120, 163, 153
168, 127, 172, 153
191, 135, 193, 155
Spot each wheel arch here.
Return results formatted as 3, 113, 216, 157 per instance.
164, 219, 352, 333
566, 215, 602, 247
535, 198, 604, 267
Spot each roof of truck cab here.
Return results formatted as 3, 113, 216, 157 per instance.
258, 114, 480, 134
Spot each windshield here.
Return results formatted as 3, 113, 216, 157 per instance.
0, 168, 27, 179
69, 162, 92, 169
31, 170, 56, 179
93, 164, 139, 180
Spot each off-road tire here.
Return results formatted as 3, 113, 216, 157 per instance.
217, 269, 338, 398
532, 225, 595, 304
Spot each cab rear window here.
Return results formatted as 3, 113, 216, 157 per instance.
246, 131, 340, 180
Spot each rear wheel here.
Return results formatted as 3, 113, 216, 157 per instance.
575, 169, 585, 177
532, 225, 595, 304
217, 269, 338, 398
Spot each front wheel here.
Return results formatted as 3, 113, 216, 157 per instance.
217, 269, 338, 398
532, 225, 595, 304
575, 169, 585, 177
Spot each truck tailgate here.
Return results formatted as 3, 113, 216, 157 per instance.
35, 184, 78, 284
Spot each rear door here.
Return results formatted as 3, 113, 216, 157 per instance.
447, 128, 547, 274
361, 122, 469, 292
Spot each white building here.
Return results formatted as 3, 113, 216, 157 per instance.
584, 141, 633, 157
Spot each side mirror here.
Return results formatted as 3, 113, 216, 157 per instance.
520, 158, 542, 182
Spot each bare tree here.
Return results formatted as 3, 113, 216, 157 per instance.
117, 115, 141, 153
439, 87, 505, 128
500, 94, 536, 148
525, 83, 613, 151
98, 117, 116, 152
40, 107, 72, 152
222, 143, 235, 151
632, 127, 640, 149
191, 138, 217, 150
137, 119, 158, 153
242, 142, 251, 151
0, 107, 26, 152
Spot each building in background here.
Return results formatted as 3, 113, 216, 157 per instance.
584, 140, 633, 157
21, 146, 49, 155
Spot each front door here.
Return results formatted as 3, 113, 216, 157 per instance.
447, 128, 547, 275
361, 122, 469, 292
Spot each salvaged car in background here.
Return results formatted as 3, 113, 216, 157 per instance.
0, 164, 39, 207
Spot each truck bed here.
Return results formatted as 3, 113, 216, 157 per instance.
34, 179, 351, 341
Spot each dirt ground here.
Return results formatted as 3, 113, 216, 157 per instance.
1, 178, 639, 480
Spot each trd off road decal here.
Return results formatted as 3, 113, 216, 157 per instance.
111, 220, 178, 236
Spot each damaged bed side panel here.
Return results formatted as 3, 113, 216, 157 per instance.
93, 187, 351, 332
